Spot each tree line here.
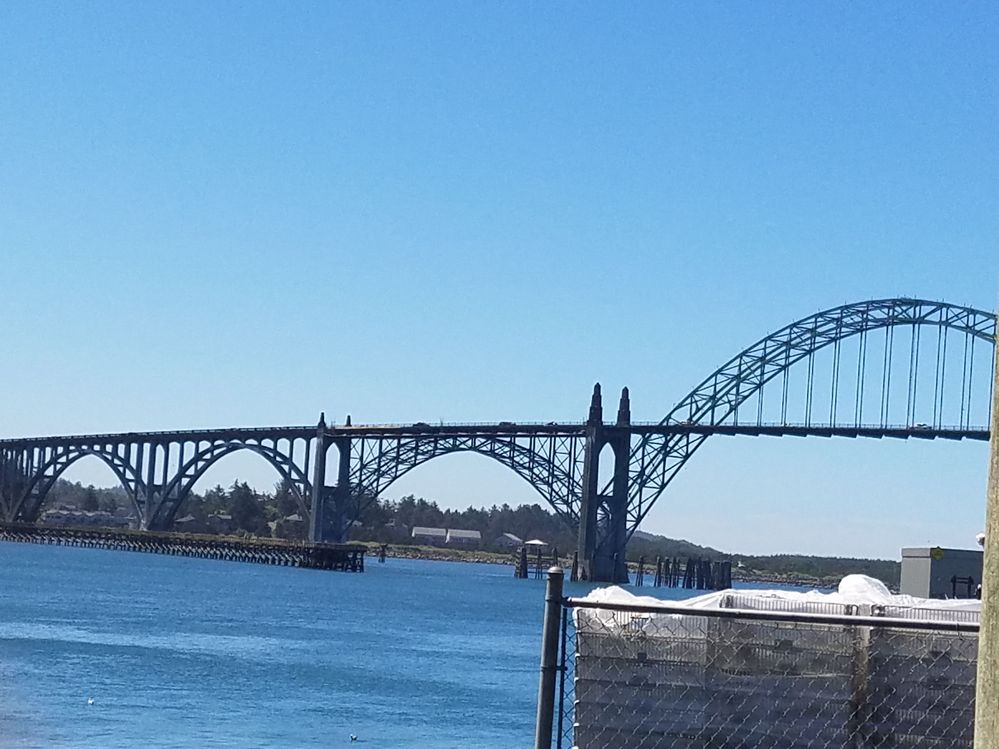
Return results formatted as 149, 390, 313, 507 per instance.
42, 478, 307, 539
40, 478, 901, 585
353, 495, 578, 549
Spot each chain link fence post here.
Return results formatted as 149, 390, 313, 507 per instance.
535, 566, 564, 749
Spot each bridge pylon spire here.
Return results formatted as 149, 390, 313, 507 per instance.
587, 383, 603, 425
617, 387, 631, 427
577, 383, 631, 584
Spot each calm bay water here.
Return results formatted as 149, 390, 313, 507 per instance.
0, 542, 707, 749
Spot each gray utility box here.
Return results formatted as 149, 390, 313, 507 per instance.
900, 547, 982, 599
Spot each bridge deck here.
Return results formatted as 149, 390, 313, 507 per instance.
630, 424, 991, 440
0, 421, 988, 447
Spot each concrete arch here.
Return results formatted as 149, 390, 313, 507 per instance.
14, 447, 144, 524
148, 441, 311, 530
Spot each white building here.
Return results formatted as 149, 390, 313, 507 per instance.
445, 528, 482, 546
41, 509, 130, 529
411, 526, 447, 545
494, 532, 523, 549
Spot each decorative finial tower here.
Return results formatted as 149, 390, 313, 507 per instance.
616, 387, 631, 426
587, 383, 603, 425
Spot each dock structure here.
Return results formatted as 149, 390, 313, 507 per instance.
514, 544, 564, 580
0, 523, 365, 572
638, 556, 731, 591
520, 549, 731, 591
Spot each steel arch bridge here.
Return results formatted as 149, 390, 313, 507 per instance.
0, 424, 586, 536
0, 297, 993, 582
618, 298, 996, 540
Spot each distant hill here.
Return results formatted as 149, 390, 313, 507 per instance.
628, 530, 726, 560
627, 529, 900, 588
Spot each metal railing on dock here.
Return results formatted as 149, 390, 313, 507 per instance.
0, 523, 365, 572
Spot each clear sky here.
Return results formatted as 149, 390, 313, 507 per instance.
1, 3, 996, 559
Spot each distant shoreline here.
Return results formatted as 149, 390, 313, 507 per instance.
362, 542, 830, 588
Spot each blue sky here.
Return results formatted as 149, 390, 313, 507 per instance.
1, 3, 996, 558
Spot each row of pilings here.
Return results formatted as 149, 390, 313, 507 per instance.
635, 555, 732, 590
0, 523, 365, 572
514, 546, 732, 591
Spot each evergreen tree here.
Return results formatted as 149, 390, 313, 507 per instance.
81, 486, 100, 512
229, 481, 264, 532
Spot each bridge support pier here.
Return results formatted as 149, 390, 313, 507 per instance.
324, 436, 353, 543
0, 458, 26, 523
576, 384, 631, 584
308, 416, 329, 543
309, 420, 355, 544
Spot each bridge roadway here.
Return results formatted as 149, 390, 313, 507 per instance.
0, 422, 989, 450
1, 297, 994, 583
0, 420, 987, 448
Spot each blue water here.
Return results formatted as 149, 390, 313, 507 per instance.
0, 543, 724, 748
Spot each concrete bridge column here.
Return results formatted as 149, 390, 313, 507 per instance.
0, 453, 26, 522
576, 385, 603, 581
309, 414, 355, 544
138, 442, 163, 531
577, 385, 632, 583
308, 415, 328, 543
326, 435, 353, 543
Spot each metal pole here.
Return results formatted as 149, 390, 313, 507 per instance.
534, 566, 564, 749
974, 319, 999, 749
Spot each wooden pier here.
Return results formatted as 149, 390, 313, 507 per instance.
0, 523, 365, 572
514, 548, 731, 591
514, 544, 562, 579
638, 555, 732, 591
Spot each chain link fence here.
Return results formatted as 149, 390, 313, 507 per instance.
536, 571, 980, 749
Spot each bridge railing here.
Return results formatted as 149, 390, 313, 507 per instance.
535, 571, 979, 749
0, 421, 591, 446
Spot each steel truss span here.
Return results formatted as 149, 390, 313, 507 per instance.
0, 297, 993, 582
347, 433, 583, 523
621, 298, 995, 536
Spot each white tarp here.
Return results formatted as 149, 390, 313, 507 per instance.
572, 575, 979, 748
579, 573, 981, 614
